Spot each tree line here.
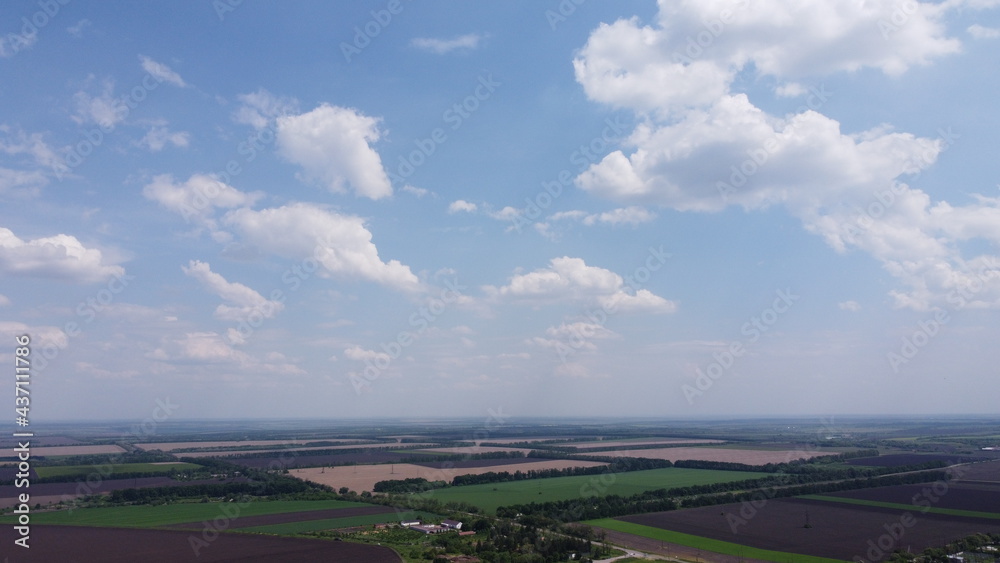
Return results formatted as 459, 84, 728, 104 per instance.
495, 469, 950, 522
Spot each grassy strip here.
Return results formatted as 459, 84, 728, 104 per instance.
0, 500, 371, 528
240, 511, 409, 534
430, 467, 771, 514
799, 495, 1000, 520
34, 462, 202, 479
586, 518, 848, 563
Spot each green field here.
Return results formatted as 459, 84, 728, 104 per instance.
799, 494, 1000, 520
586, 518, 847, 563
0, 500, 372, 528
241, 511, 414, 534
34, 462, 202, 479
428, 467, 771, 514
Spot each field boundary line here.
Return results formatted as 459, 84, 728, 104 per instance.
798, 494, 1000, 520
584, 518, 849, 563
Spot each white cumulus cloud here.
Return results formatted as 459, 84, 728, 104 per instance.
968, 24, 1000, 38
277, 104, 392, 199
572, 0, 1000, 310
486, 256, 675, 313
143, 174, 263, 233
223, 203, 420, 292
448, 200, 478, 214
0, 227, 124, 283
138, 125, 190, 152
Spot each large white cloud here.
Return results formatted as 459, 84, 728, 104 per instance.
0, 227, 124, 283
573, 0, 1000, 310
223, 203, 419, 291
276, 104, 393, 199
486, 256, 676, 313
653, 0, 959, 77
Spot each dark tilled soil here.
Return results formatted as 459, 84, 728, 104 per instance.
595, 528, 775, 563
166, 505, 398, 529
827, 482, 1000, 514
0, 524, 402, 562
0, 476, 251, 508
618, 497, 1000, 561
954, 459, 1000, 482
845, 454, 987, 467
410, 457, 550, 470
227, 451, 411, 469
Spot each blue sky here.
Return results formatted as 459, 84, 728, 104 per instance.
2, 0, 999, 421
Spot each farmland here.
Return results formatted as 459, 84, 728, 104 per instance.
426, 467, 772, 514
595, 496, 1000, 562
0, 499, 375, 528
225, 450, 416, 469
0, 524, 402, 562
239, 509, 415, 535
845, 453, 988, 466
179, 443, 437, 458
587, 518, 846, 563
30, 444, 127, 456
804, 479, 1000, 517
556, 438, 726, 449
34, 462, 202, 479
134, 439, 365, 451
412, 446, 532, 455
291, 458, 610, 493
592, 446, 827, 464
955, 459, 1000, 482
168, 505, 400, 530
0, 476, 251, 509
6, 416, 1000, 562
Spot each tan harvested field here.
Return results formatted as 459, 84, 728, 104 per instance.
605, 446, 824, 464
416, 446, 530, 455
134, 439, 363, 451
179, 443, 437, 458
564, 438, 725, 448
34, 444, 126, 456
292, 459, 609, 492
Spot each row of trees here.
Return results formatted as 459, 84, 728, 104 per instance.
107, 474, 308, 503
372, 477, 446, 493
886, 532, 1000, 562
497, 469, 949, 521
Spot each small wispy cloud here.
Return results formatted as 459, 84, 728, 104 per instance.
67, 19, 92, 38
448, 199, 478, 214
402, 184, 430, 198
838, 300, 862, 312
411, 33, 485, 54
139, 55, 187, 87
968, 24, 1000, 39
